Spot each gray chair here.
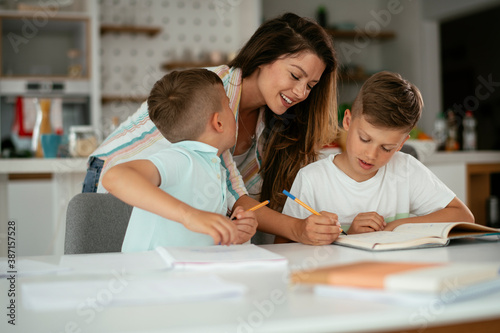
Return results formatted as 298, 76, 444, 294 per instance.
65, 193, 133, 254
400, 144, 419, 159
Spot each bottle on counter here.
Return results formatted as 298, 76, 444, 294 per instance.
445, 109, 459, 151
31, 99, 52, 158
433, 112, 447, 151
316, 6, 328, 27
487, 195, 499, 228
462, 110, 477, 151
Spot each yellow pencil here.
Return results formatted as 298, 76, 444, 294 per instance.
283, 190, 347, 236
232, 200, 270, 220
248, 200, 270, 211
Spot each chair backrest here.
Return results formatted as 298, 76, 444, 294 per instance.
65, 193, 133, 254
400, 144, 419, 159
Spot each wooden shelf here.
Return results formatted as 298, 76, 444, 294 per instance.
161, 61, 222, 71
161, 63, 370, 82
100, 25, 161, 37
339, 73, 371, 82
326, 28, 396, 40
467, 163, 500, 226
101, 95, 147, 104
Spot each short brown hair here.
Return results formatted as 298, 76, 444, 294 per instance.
147, 69, 223, 142
351, 71, 423, 133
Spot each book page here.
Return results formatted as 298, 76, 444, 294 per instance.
393, 222, 500, 239
392, 223, 456, 238
334, 231, 446, 250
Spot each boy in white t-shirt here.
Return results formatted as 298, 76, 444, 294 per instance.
283, 71, 474, 235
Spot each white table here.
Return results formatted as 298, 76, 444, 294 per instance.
1, 239, 500, 333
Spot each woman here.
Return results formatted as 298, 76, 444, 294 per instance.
85, 13, 341, 245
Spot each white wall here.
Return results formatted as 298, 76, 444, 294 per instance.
262, 1, 418, 106
263, 0, 385, 74
98, 0, 261, 132
262, 0, 500, 136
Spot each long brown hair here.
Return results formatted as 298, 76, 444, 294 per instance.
228, 13, 338, 211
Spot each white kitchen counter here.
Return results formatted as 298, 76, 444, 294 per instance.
0, 158, 88, 173
0, 158, 88, 257
424, 150, 500, 165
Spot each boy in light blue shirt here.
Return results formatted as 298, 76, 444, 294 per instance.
103, 69, 258, 251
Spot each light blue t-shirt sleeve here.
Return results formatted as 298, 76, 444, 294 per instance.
148, 149, 190, 189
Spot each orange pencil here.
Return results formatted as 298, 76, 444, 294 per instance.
283, 190, 347, 236
232, 200, 270, 220
248, 200, 270, 211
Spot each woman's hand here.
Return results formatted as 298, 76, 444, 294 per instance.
297, 211, 341, 245
230, 206, 258, 244
182, 209, 238, 245
348, 212, 386, 234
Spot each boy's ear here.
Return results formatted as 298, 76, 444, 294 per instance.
343, 109, 352, 130
211, 112, 224, 133
397, 135, 411, 151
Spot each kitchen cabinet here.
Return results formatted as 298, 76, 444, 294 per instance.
0, 0, 101, 152
424, 151, 500, 226
0, 15, 90, 78
0, 158, 87, 257
0, 1, 100, 257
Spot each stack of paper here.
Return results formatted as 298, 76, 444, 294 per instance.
155, 244, 288, 270
291, 260, 500, 304
22, 274, 247, 311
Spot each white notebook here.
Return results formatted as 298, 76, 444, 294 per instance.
22, 274, 247, 311
155, 244, 288, 270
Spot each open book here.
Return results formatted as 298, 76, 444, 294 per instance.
291, 261, 500, 303
334, 222, 500, 251
155, 244, 288, 270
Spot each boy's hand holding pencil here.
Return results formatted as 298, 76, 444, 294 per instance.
230, 200, 268, 244
282, 190, 345, 244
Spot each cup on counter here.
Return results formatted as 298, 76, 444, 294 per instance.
41, 134, 62, 158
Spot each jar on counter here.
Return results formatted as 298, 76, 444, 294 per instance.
487, 195, 499, 228
69, 126, 98, 157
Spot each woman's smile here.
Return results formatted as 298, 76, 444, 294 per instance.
280, 92, 293, 106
